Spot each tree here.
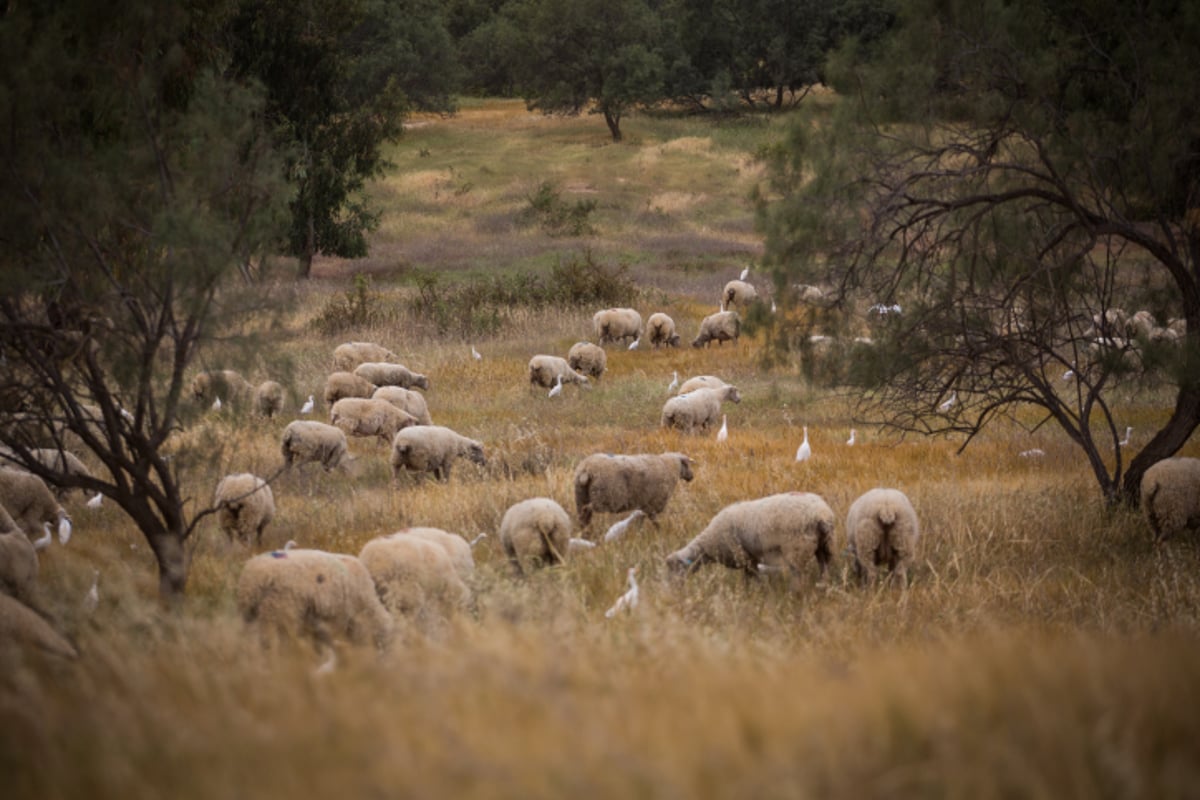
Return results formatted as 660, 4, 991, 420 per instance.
226, 0, 459, 278
757, 0, 1199, 506
0, 0, 289, 599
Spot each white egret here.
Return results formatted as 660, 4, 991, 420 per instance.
603, 510, 647, 543
716, 414, 728, 443
795, 426, 811, 462
211, 396, 222, 412
58, 516, 71, 544
1062, 369, 1075, 381
740, 266, 750, 281
469, 532, 488, 547
667, 370, 679, 394
83, 569, 99, 615
471, 345, 483, 361
1119, 426, 1132, 447
86, 492, 103, 510
628, 337, 640, 351
300, 395, 315, 415
284, 540, 298, 551
568, 537, 597, 555
548, 374, 564, 398
33, 524, 52, 551
605, 566, 639, 618
1019, 448, 1045, 458
314, 650, 337, 677
938, 391, 957, 412
846, 429, 856, 446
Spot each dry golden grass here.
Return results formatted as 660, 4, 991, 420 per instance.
4, 99, 1199, 798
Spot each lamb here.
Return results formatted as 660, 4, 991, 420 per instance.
330, 397, 419, 444
498, 497, 572, 575
281, 420, 351, 471
390, 527, 475, 582
353, 362, 431, 391
190, 369, 254, 406
253, 380, 286, 418
0, 467, 71, 543
0, 505, 39, 606
0, 594, 78, 660
592, 308, 643, 346
660, 385, 741, 433
573, 452, 694, 529
359, 534, 470, 622
567, 342, 608, 380
332, 341, 401, 372
645, 312, 681, 348
665, 492, 836, 587
236, 547, 393, 651
390, 425, 486, 482
528, 355, 590, 390
323, 371, 377, 406
1141, 457, 1200, 545
721, 280, 758, 311
845, 488, 921, 586
372, 386, 433, 426
213, 473, 276, 547
692, 310, 741, 348
676, 375, 728, 395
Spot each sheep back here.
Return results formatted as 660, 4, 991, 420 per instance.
190, 370, 254, 405
0, 593, 77, 660
253, 380, 286, 418
1142, 457, 1200, 544
567, 342, 608, 380
281, 421, 350, 471
676, 375, 727, 395
528, 355, 589, 389
214, 473, 276, 547
646, 312, 681, 348
0, 522, 39, 607
660, 385, 741, 432
692, 311, 741, 348
721, 280, 758, 310
392, 527, 475, 582
359, 534, 469, 621
0, 467, 68, 539
592, 308, 643, 346
573, 452, 694, 528
499, 497, 571, 575
332, 341, 400, 373
372, 386, 433, 425
390, 425, 486, 482
845, 488, 920, 586
323, 371, 377, 406
354, 362, 430, 391
330, 397, 418, 443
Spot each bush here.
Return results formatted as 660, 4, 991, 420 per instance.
310, 274, 384, 335
517, 181, 597, 236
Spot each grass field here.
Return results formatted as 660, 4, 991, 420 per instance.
4, 98, 1200, 799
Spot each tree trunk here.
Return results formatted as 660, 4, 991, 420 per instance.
1120, 383, 1200, 506
297, 211, 315, 279
603, 108, 622, 142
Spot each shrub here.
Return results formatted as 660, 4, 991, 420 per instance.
517, 181, 598, 236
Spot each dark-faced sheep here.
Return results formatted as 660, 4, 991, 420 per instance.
646, 313, 681, 348
567, 342, 607, 380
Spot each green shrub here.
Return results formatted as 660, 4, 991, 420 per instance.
517, 181, 597, 236
309, 273, 385, 335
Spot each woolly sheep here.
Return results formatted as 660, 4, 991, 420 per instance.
190, 369, 254, 406
330, 397, 418, 444
665, 492, 835, 586
795, 284, 825, 304
391, 526, 475, 582
332, 341, 401, 373
676, 375, 728, 395
573, 452, 694, 529
0, 446, 94, 498
0, 505, 39, 606
323, 371, 377, 407
213, 473, 276, 547
359, 534, 469, 622
528, 355, 590, 389
1141, 457, 1200, 545
692, 310, 741, 348
567, 342, 608, 380
660, 385, 741, 433
372, 385, 433, 425
353, 362, 431, 391
845, 488, 921, 586
390, 425, 486, 482
721, 280, 758, 311
592, 308, 643, 346
498, 497, 572, 575
645, 312, 681, 348
253, 380, 286, 418
0, 593, 78, 660
0, 467, 70, 542
281, 420, 351, 471
236, 547, 393, 650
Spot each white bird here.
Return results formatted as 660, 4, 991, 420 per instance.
119, 406, 134, 423
469, 532, 488, 547
846, 429, 856, 446
1019, 448, 1045, 458
605, 566, 639, 618
568, 537, 597, 555
548, 374, 564, 398
716, 414, 728, 443
300, 395, 315, 415
58, 516, 72, 545
314, 650, 337, 677
211, 396, 222, 412
33, 524, 52, 551
86, 492, 103, 510
83, 569, 99, 615
283, 539, 298, 551
1062, 369, 1075, 381
667, 370, 679, 394
795, 426, 811, 462
471, 345, 482, 361
1119, 426, 1132, 447
740, 266, 750, 281
604, 510, 646, 543
771, 298, 777, 314
938, 391, 956, 412
628, 337, 640, 351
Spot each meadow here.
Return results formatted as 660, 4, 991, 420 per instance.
3, 98, 1199, 799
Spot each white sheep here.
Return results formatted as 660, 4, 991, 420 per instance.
573, 452, 694, 528
845, 488, 921, 586
332, 341, 400, 373
567, 342, 608, 380
390, 425, 486, 482
253, 380, 286, 418
330, 397, 419, 444
359, 534, 470, 623
213, 473, 276, 547
676, 375, 728, 395
1141, 457, 1200, 545
190, 369, 254, 407
660, 385, 741, 433
692, 310, 741, 348
645, 312, 681, 348
721, 280, 758, 311
0, 593, 78, 660
371, 385, 433, 425
528, 355, 590, 390
390, 527, 475, 582
280, 420, 352, 471
353, 362, 431, 391
236, 547, 393, 651
498, 497, 572, 575
0, 467, 71, 544
592, 308, 643, 346
0, 446, 94, 498
0, 504, 39, 607
323, 371, 377, 407
665, 492, 836, 586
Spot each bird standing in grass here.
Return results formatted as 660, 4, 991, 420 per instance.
211, 396, 222, 412
83, 569, 99, 615
740, 266, 750, 281
667, 370, 678, 394
795, 426, 811, 462
300, 395, 315, 415
628, 338, 640, 351
471, 345, 482, 361
717, 414, 728, 443
604, 510, 646, 543
548, 374, 564, 398
1119, 426, 1132, 447
938, 391, 956, 412
846, 429, 856, 446
605, 566, 639, 618
87, 492, 103, 509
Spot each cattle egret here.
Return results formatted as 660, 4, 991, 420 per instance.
716, 414, 728, 443
604, 510, 646, 543
1062, 369, 1075, 381
471, 345, 482, 361
667, 371, 679, 394
548, 374, 564, 398
300, 395, 315, 415
83, 569, 99, 615
284, 539, 298, 551
87, 492, 103, 510
568, 537, 597, 555
1119, 426, 1132, 447
314, 650, 337, 677
846, 429, 856, 446
58, 516, 71, 544
771, 299, 777, 314
740, 266, 750, 281
938, 391, 956, 412
33, 524, 52, 551
605, 567, 639, 618
628, 338, 640, 351
1019, 448, 1045, 458
795, 426, 811, 462
211, 396, 222, 412
470, 533, 488, 547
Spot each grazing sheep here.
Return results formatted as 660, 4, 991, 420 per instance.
391, 527, 475, 583
353, 362, 431, 391
213, 473, 276, 547
190, 369, 254, 407
1141, 457, 1200, 545
661, 385, 741, 433
236, 547, 393, 651
332, 341, 400, 372
372, 386, 433, 426
676, 375, 728, 395
0, 505, 39, 606
666, 492, 836, 586
845, 488, 921, 586
281, 420, 351, 471
390, 425, 486, 482
592, 308, 643, 346
692, 310, 741, 348
567, 342, 608, 380
498, 497, 572, 575
0, 446, 94, 498
721, 280, 758, 311
646, 312, 681, 348
253, 380, 286, 418
0, 594, 78, 660
574, 452, 694, 529
359, 534, 469, 623
323, 371, 377, 407
795, 284, 825, 304
528, 355, 590, 390
0, 467, 71, 543
330, 397, 418, 444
